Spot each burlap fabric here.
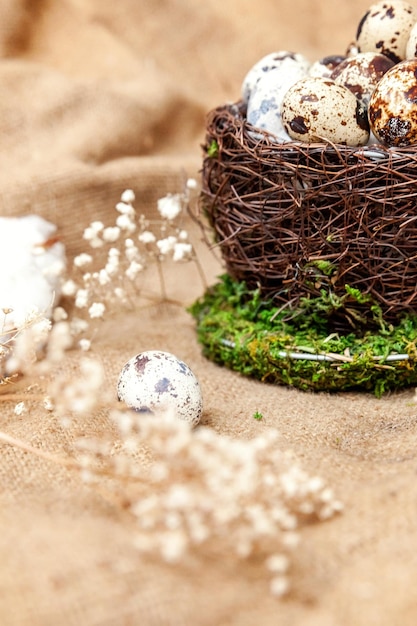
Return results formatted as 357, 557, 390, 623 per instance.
1, 1, 417, 624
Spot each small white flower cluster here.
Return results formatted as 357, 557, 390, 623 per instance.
62, 181, 200, 335
77, 410, 343, 597
49, 357, 107, 420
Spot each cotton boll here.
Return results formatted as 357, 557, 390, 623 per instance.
0, 215, 66, 334
117, 350, 203, 427
241, 51, 310, 104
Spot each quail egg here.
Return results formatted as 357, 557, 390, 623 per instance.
368, 58, 417, 146
356, 0, 417, 63
281, 76, 370, 145
117, 350, 203, 426
241, 51, 310, 104
406, 20, 417, 57
331, 52, 394, 108
309, 54, 346, 78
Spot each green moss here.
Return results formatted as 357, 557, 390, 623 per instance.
189, 274, 417, 396
207, 139, 219, 158
253, 411, 263, 421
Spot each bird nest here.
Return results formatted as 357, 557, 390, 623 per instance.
190, 102, 417, 393
199, 102, 417, 331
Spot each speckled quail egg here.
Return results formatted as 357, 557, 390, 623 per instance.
405, 21, 417, 57
246, 54, 310, 142
309, 54, 346, 78
241, 51, 310, 104
368, 58, 417, 146
356, 0, 417, 63
117, 350, 203, 427
281, 77, 370, 145
331, 52, 394, 108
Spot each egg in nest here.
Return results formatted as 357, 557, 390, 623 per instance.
368, 58, 417, 146
356, 0, 417, 63
281, 76, 369, 146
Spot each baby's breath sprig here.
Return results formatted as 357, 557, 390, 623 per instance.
0, 402, 343, 598
63, 180, 206, 337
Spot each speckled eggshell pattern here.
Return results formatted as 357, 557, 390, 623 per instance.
356, 0, 417, 63
246, 61, 310, 143
368, 59, 417, 146
331, 52, 394, 108
281, 77, 370, 146
117, 350, 203, 427
406, 21, 417, 57
309, 55, 346, 78
241, 51, 310, 104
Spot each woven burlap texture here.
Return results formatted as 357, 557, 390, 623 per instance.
1, 1, 417, 625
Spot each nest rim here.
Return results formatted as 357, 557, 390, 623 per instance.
199, 102, 417, 332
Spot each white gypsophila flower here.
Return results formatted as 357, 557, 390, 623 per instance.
83, 222, 104, 244
90, 221, 104, 233
105, 249, 120, 276
88, 302, 106, 319
125, 245, 140, 263
43, 396, 54, 411
73, 253, 93, 268
113, 287, 129, 304
157, 194, 182, 220
125, 261, 144, 281
178, 230, 189, 241
50, 357, 105, 416
157, 236, 177, 256
138, 230, 156, 244
98, 269, 111, 286
89, 237, 104, 249
186, 178, 197, 190
52, 306, 68, 322
75, 289, 89, 309
61, 279, 77, 296
265, 554, 290, 574
69, 317, 90, 336
45, 321, 73, 364
116, 214, 136, 233
270, 576, 290, 597
30, 318, 52, 344
116, 201, 135, 217
102, 226, 121, 243
14, 402, 26, 416
79, 338, 91, 351
121, 189, 135, 204
105, 262, 119, 278
24, 307, 41, 324
173, 242, 193, 262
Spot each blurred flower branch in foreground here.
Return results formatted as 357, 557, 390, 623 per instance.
0, 181, 342, 599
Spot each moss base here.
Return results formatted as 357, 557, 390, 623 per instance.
189, 275, 417, 396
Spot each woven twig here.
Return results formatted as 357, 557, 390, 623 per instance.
200, 103, 417, 327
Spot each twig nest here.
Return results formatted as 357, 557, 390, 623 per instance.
117, 350, 203, 427
0, 215, 66, 333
